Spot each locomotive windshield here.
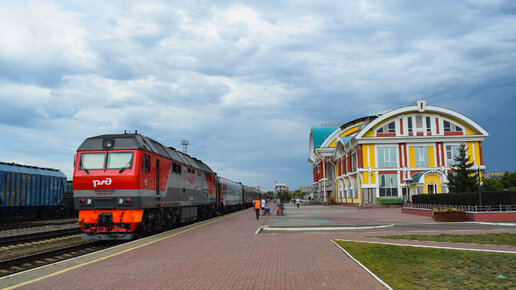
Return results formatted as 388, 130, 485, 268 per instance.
79, 153, 105, 170
107, 152, 134, 169
79, 152, 134, 170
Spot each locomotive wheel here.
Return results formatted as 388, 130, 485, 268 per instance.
199, 206, 209, 220
165, 210, 174, 229
142, 211, 155, 234
153, 209, 165, 232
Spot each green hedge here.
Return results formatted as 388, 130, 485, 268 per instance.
378, 197, 403, 205
412, 191, 516, 206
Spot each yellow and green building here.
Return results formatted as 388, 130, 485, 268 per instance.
308, 101, 488, 205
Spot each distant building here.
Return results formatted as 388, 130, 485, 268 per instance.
275, 183, 289, 194
484, 171, 506, 180
298, 186, 312, 193
308, 100, 488, 205
252, 186, 263, 192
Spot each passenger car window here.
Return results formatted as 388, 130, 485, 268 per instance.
80, 153, 106, 170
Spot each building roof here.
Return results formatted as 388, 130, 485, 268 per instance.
339, 116, 377, 131
338, 136, 354, 146
409, 171, 427, 184
311, 127, 339, 150
409, 170, 448, 184
355, 102, 489, 139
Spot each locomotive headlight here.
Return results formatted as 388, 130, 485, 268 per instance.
87, 199, 92, 205
118, 198, 124, 205
103, 138, 115, 149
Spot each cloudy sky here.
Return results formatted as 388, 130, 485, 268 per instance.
0, 0, 515, 191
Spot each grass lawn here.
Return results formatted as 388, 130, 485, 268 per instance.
334, 240, 515, 289
376, 233, 516, 246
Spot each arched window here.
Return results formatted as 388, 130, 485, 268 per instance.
442, 119, 463, 135
376, 121, 395, 134
443, 120, 462, 132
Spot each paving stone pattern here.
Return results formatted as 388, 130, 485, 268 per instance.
9, 203, 516, 289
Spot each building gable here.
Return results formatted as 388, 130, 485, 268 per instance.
357, 104, 488, 139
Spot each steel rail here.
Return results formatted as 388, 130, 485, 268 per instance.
0, 241, 120, 277
0, 228, 82, 247
0, 219, 78, 231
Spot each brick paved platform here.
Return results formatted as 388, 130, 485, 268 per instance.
2, 203, 515, 289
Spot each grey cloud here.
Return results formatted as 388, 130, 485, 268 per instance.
0, 1, 515, 190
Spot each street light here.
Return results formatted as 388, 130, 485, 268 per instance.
476, 166, 484, 208
403, 177, 412, 203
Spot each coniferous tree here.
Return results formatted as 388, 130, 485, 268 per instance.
500, 171, 516, 190
447, 143, 478, 193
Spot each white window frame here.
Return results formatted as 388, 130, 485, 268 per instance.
414, 146, 429, 167
415, 115, 424, 133
442, 118, 463, 133
445, 144, 461, 167
376, 121, 396, 134
377, 146, 398, 168
378, 174, 398, 197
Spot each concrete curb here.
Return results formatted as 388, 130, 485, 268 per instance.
262, 224, 395, 232
331, 239, 393, 290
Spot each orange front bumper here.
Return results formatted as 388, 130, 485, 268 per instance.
79, 209, 144, 232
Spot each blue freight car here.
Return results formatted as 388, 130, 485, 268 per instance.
0, 162, 67, 220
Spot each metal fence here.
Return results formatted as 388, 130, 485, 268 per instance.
404, 203, 516, 213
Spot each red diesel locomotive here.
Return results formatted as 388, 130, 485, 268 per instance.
73, 133, 261, 240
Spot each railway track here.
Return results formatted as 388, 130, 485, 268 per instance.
0, 228, 82, 247
0, 241, 121, 277
0, 218, 77, 231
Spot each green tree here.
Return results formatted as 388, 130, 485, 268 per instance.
481, 178, 504, 191
447, 144, 478, 193
280, 190, 291, 202
500, 172, 516, 189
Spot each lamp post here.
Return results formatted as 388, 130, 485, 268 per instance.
403, 177, 412, 203
476, 166, 483, 208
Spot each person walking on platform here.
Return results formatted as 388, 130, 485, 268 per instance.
260, 198, 266, 215
254, 199, 261, 219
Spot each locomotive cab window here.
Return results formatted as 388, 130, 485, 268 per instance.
107, 152, 134, 169
79, 153, 106, 170
142, 154, 151, 173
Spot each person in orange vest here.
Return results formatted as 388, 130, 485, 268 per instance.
254, 199, 261, 219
